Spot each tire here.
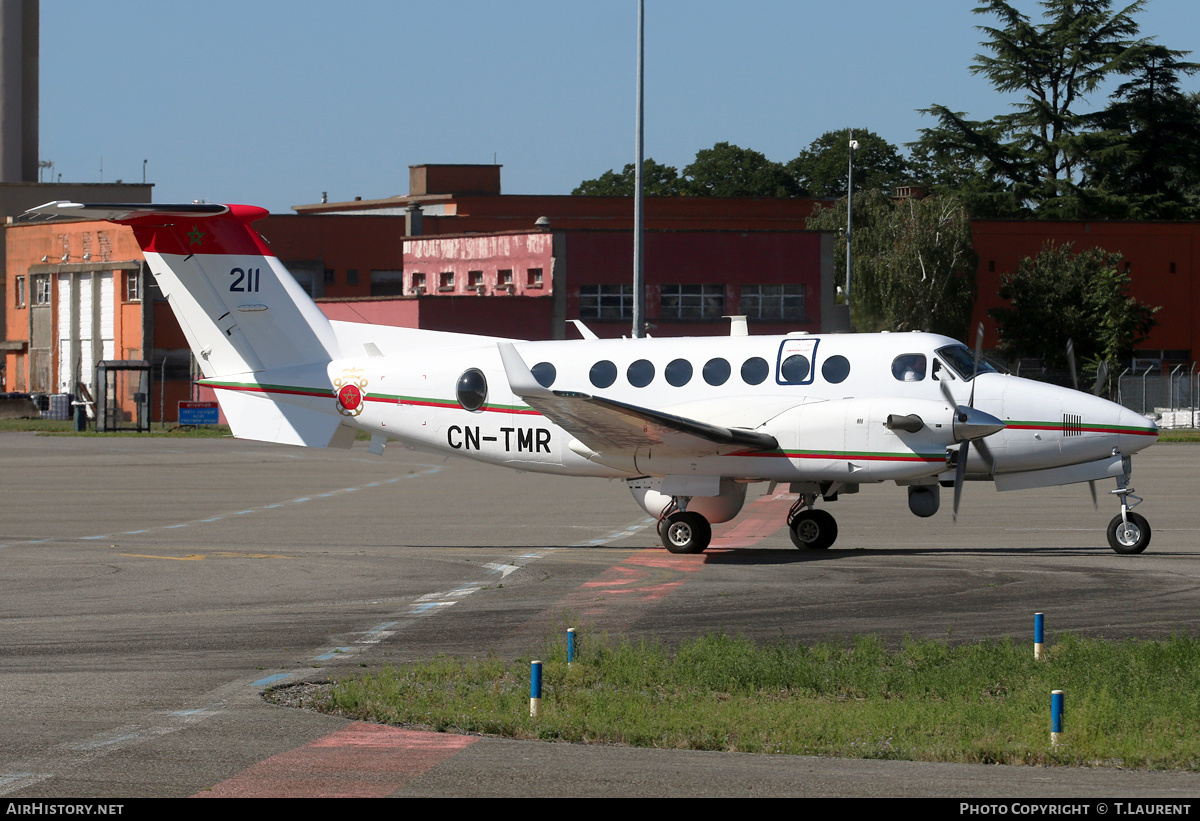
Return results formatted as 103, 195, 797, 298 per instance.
1107, 512, 1151, 554
789, 509, 838, 550
660, 511, 712, 554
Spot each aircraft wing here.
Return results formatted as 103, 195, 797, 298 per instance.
498, 343, 778, 459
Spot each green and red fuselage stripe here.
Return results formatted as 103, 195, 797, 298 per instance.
200, 379, 541, 414
1005, 420, 1158, 436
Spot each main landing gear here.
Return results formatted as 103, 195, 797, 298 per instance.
787, 495, 838, 550
656, 489, 842, 554
1107, 455, 1151, 555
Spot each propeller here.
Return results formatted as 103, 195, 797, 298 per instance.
1066, 339, 1109, 508
940, 323, 1005, 522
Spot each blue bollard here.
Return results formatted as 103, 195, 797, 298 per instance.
567, 628, 576, 667
1051, 689, 1064, 747
1034, 612, 1045, 660
530, 660, 543, 718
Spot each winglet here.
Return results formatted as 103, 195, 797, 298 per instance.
498, 342, 554, 398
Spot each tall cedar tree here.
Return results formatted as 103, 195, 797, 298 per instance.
912, 0, 1156, 217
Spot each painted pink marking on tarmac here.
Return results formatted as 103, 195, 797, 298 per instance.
196, 722, 476, 797
708, 493, 795, 549
536, 494, 794, 627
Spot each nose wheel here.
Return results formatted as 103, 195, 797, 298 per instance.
1107, 511, 1151, 554
1107, 455, 1151, 554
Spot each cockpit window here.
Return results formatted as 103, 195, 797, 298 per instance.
892, 354, 926, 382
935, 345, 1000, 381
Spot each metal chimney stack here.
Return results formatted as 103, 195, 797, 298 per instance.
0, 0, 37, 182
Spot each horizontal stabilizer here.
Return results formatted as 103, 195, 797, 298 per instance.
215, 388, 345, 448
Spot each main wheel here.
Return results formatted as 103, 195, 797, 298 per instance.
789, 509, 838, 550
1107, 512, 1151, 554
660, 511, 712, 554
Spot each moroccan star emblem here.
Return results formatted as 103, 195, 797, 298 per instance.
186, 225, 205, 246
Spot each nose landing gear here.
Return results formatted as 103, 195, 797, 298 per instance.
1107, 455, 1151, 554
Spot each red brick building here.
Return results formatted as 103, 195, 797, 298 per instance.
9, 164, 1198, 424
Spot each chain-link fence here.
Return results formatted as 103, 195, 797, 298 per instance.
1116, 365, 1199, 427
1002, 360, 1197, 428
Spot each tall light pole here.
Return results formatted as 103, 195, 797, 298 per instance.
844, 132, 859, 328
632, 0, 646, 339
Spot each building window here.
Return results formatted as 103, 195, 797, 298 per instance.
660, 284, 724, 321
411, 272, 427, 293
323, 268, 336, 286
439, 271, 455, 291
33, 274, 51, 305
14, 275, 25, 308
526, 268, 543, 288
579, 284, 634, 320
740, 284, 806, 321
125, 271, 140, 302
468, 270, 484, 290
347, 268, 359, 286
370, 270, 405, 297
498, 269, 514, 287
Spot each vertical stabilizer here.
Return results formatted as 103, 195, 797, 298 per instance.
25, 202, 340, 378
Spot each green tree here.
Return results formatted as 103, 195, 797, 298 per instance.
787, 129, 913, 197
988, 242, 1158, 369
573, 158, 682, 196
681, 142, 802, 197
1085, 45, 1200, 218
912, 0, 1157, 217
807, 192, 977, 339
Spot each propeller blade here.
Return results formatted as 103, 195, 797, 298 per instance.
1088, 479, 1098, 510
969, 323, 984, 407
940, 377, 956, 409
1067, 339, 1079, 391
975, 436, 996, 475
952, 440, 969, 522
1092, 360, 1109, 397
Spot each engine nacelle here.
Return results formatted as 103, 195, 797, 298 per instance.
627, 476, 747, 523
907, 484, 940, 517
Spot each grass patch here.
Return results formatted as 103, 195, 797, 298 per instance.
1159, 429, 1200, 443
323, 631, 1200, 769
0, 418, 232, 437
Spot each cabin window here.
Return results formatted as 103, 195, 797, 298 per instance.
703, 358, 731, 386
741, 357, 769, 385
627, 359, 655, 388
590, 360, 618, 389
892, 354, 927, 382
779, 354, 811, 384
456, 368, 488, 411
665, 358, 693, 387
532, 362, 556, 388
822, 355, 850, 384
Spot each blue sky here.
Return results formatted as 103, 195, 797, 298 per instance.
39, 0, 1200, 213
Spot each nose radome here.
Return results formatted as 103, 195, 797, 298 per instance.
1118, 406, 1158, 453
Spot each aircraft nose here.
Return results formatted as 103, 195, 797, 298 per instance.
1117, 405, 1158, 453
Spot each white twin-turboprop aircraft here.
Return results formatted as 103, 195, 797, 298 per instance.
27, 202, 1159, 554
